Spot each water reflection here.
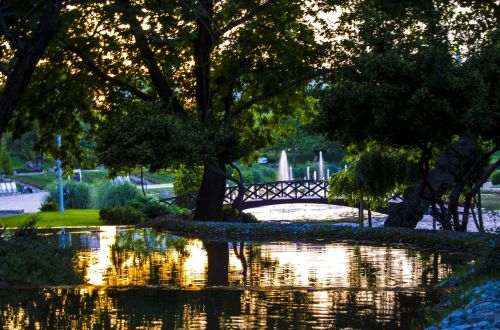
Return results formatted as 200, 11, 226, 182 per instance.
67, 227, 460, 289
0, 287, 437, 329
0, 227, 468, 329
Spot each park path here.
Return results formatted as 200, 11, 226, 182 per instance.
0, 192, 48, 214
144, 183, 173, 189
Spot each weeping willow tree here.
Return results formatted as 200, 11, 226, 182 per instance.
328, 149, 417, 227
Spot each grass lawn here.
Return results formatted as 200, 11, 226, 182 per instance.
11, 155, 56, 171
0, 209, 101, 228
13, 172, 57, 188
81, 170, 109, 183
482, 193, 500, 211
13, 170, 109, 189
132, 170, 174, 184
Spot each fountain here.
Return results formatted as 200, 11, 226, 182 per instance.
318, 151, 324, 181
289, 166, 293, 180
306, 166, 310, 180
278, 150, 290, 181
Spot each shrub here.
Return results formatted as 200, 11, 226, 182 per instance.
99, 206, 144, 225
48, 181, 92, 209
40, 200, 58, 211
491, 171, 500, 185
93, 181, 142, 209
220, 205, 258, 223
127, 196, 169, 218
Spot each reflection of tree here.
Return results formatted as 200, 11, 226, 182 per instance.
92, 229, 193, 287
232, 242, 248, 283
244, 243, 292, 287
0, 286, 443, 329
204, 241, 229, 286
348, 246, 380, 288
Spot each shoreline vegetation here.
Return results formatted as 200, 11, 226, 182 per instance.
145, 216, 495, 254
1, 211, 495, 254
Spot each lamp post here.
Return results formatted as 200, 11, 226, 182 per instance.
56, 135, 64, 214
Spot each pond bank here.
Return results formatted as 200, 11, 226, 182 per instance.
425, 281, 499, 330
146, 217, 493, 253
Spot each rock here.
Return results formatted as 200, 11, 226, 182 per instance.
429, 281, 499, 330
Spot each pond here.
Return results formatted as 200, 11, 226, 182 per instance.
0, 227, 470, 329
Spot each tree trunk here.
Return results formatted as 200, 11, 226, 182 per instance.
194, 163, 226, 220
385, 136, 478, 229
359, 193, 364, 228
140, 167, 146, 196
477, 192, 484, 232
367, 207, 372, 227
204, 241, 229, 286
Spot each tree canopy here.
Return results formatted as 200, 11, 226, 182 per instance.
316, 0, 499, 230
1, 0, 337, 219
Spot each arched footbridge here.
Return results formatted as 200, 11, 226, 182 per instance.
161, 180, 350, 210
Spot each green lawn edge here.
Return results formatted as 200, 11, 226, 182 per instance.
0, 210, 101, 227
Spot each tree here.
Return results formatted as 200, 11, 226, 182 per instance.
0, 0, 63, 138
328, 149, 417, 226
316, 1, 499, 230
62, 0, 334, 220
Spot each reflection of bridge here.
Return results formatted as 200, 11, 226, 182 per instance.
162, 180, 347, 210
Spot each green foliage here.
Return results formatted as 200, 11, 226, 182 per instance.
40, 200, 58, 212
126, 196, 169, 219
476, 234, 499, 276
236, 164, 276, 184
220, 205, 258, 223
0, 136, 12, 175
329, 150, 417, 207
99, 206, 144, 225
173, 165, 204, 196
316, 1, 498, 151
0, 215, 84, 285
93, 181, 142, 209
491, 171, 500, 185
48, 181, 92, 209
13, 173, 57, 189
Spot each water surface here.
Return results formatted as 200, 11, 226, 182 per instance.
0, 227, 470, 329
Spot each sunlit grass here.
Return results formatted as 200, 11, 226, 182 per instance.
0, 210, 101, 228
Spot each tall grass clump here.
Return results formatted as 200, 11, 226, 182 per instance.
47, 180, 92, 209
93, 181, 142, 209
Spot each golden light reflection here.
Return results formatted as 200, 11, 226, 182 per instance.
74, 228, 457, 290
80, 226, 116, 285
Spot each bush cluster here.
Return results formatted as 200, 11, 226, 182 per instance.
99, 196, 189, 225
220, 205, 258, 223
47, 181, 92, 209
99, 206, 144, 225
491, 171, 500, 185
45, 181, 142, 210
93, 181, 142, 209
40, 200, 58, 211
